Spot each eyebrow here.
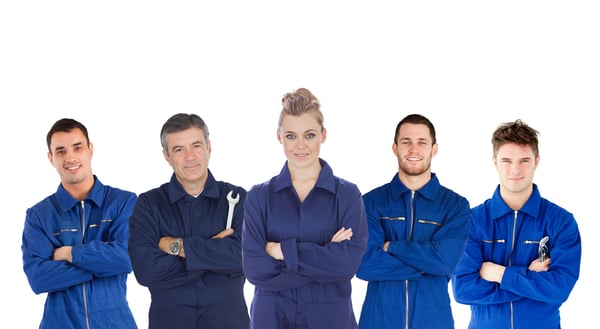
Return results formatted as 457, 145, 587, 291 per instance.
284, 129, 318, 134
500, 156, 533, 161
399, 137, 429, 142
54, 141, 84, 152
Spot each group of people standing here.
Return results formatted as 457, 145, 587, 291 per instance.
21, 87, 581, 329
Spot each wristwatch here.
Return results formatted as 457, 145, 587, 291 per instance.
169, 238, 182, 256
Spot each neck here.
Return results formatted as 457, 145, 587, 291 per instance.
289, 161, 322, 182
63, 177, 94, 201
398, 171, 430, 191
500, 186, 533, 211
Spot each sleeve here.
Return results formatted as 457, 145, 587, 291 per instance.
128, 193, 199, 289
452, 215, 522, 305
183, 187, 246, 275
289, 184, 368, 284
22, 207, 93, 294
357, 192, 421, 281
358, 194, 471, 281
500, 211, 581, 304
242, 186, 314, 291
70, 191, 137, 277
388, 196, 471, 276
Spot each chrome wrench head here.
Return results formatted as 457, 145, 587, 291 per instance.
227, 190, 240, 205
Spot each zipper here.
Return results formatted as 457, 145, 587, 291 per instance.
417, 219, 442, 226
405, 191, 416, 329
80, 200, 90, 329
405, 280, 409, 329
509, 210, 517, 329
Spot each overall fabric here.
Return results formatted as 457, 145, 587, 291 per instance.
452, 184, 581, 329
357, 173, 471, 329
242, 159, 368, 329
22, 176, 138, 329
128, 170, 249, 329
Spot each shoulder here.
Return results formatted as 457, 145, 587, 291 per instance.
93, 177, 136, 202
137, 183, 169, 201
438, 185, 469, 204
362, 182, 391, 200
103, 184, 137, 199
539, 197, 575, 220
470, 198, 495, 223
247, 180, 272, 201
26, 194, 56, 216
335, 175, 360, 190
330, 176, 362, 201
215, 180, 248, 199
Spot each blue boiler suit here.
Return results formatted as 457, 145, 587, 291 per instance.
452, 184, 581, 329
242, 159, 368, 329
128, 171, 250, 329
356, 173, 471, 329
22, 176, 138, 329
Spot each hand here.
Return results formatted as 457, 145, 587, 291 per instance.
383, 241, 390, 252
265, 242, 283, 260
158, 236, 185, 258
331, 227, 353, 243
52, 246, 73, 263
479, 261, 505, 283
528, 257, 550, 272
212, 228, 234, 239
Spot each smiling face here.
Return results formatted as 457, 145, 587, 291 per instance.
277, 112, 326, 170
494, 142, 539, 197
48, 128, 94, 190
393, 122, 437, 177
163, 126, 211, 190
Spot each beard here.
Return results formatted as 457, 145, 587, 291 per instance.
399, 159, 431, 176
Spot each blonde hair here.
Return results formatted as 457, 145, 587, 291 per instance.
278, 88, 325, 131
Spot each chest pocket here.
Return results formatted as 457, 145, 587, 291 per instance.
85, 218, 114, 241
518, 230, 547, 265
482, 238, 507, 263
53, 227, 81, 245
380, 215, 406, 241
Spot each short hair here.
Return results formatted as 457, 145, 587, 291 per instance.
46, 118, 90, 153
393, 114, 437, 145
278, 88, 325, 131
492, 119, 540, 157
160, 113, 209, 153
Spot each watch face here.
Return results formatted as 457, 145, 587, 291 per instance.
170, 239, 181, 255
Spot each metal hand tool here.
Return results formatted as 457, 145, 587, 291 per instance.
226, 190, 240, 229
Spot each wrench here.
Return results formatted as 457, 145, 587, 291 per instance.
225, 190, 240, 229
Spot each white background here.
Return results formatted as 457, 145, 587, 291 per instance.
1, 1, 598, 328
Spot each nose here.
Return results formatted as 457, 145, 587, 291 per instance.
509, 163, 521, 175
183, 148, 197, 159
295, 136, 308, 148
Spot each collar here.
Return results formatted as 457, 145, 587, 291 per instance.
55, 175, 104, 211
167, 169, 220, 203
489, 183, 542, 219
390, 172, 441, 201
272, 158, 336, 195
